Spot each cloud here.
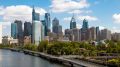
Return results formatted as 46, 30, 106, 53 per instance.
0, 5, 46, 22
111, 27, 120, 33
68, 10, 92, 14
113, 13, 120, 23
50, 0, 90, 13
99, 26, 105, 30
63, 15, 98, 22
77, 15, 98, 21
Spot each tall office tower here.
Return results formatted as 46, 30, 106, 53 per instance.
41, 20, 47, 36
32, 21, 42, 45
52, 18, 63, 39
89, 27, 96, 41
24, 22, 32, 36
11, 23, 18, 39
82, 19, 88, 30
0, 24, 2, 44
52, 18, 59, 34
14, 20, 23, 44
72, 28, 80, 42
100, 29, 111, 40
45, 13, 51, 35
81, 19, 89, 41
65, 29, 74, 41
70, 15, 76, 29
96, 27, 100, 41
32, 7, 40, 21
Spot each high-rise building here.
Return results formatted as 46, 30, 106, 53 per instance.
0, 24, 2, 44
100, 29, 111, 40
81, 19, 89, 41
32, 21, 42, 45
52, 18, 59, 34
96, 27, 100, 41
14, 20, 23, 44
32, 7, 40, 21
45, 13, 51, 34
24, 22, 32, 36
89, 27, 96, 41
111, 33, 120, 41
11, 23, 17, 39
52, 18, 63, 39
72, 28, 80, 42
82, 19, 88, 30
41, 20, 47, 36
70, 15, 76, 29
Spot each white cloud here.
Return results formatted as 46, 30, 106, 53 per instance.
68, 10, 92, 14
76, 24, 81, 29
50, 0, 90, 13
113, 13, 120, 23
63, 15, 98, 22
77, 15, 98, 21
99, 26, 105, 30
111, 27, 120, 33
0, 5, 46, 22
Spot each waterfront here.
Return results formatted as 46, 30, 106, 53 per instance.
0, 49, 66, 67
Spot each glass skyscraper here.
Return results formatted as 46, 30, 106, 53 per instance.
82, 19, 88, 30
11, 23, 18, 39
45, 13, 51, 35
14, 20, 23, 44
32, 7, 40, 21
70, 15, 76, 29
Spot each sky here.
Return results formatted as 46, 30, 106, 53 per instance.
0, 0, 120, 36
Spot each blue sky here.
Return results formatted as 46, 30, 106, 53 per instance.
0, 0, 120, 36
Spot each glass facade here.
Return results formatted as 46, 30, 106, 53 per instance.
70, 16, 76, 29
11, 23, 18, 39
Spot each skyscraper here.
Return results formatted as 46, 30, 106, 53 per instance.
70, 15, 76, 29
11, 23, 17, 39
24, 22, 32, 36
100, 29, 111, 40
32, 21, 42, 45
45, 13, 51, 34
32, 7, 40, 21
52, 17, 62, 35
14, 20, 23, 44
82, 19, 88, 30
96, 27, 99, 41
52, 18, 59, 34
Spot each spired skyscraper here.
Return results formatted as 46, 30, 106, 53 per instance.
45, 13, 51, 35
82, 19, 88, 30
11, 23, 18, 39
81, 19, 89, 41
70, 15, 76, 29
32, 6, 40, 21
32, 7, 44, 45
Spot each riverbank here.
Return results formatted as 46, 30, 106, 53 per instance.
2, 48, 108, 67
3, 48, 87, 67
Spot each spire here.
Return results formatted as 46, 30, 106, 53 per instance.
32, 6, 35, 12
71, 13, 76, 22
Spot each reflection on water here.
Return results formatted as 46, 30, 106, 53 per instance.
0, 49, 65, 67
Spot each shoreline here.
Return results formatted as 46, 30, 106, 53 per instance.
2, 48, 111, 67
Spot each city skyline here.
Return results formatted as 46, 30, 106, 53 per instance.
0, 0, 120, 36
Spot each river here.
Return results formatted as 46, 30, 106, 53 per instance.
0, 49, 66, 67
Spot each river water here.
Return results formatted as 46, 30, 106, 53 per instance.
0, 49, 66, 67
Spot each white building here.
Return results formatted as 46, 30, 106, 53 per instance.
32, 21, 42, 45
